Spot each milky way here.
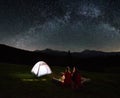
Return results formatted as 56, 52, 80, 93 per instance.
0, 0, 120, 52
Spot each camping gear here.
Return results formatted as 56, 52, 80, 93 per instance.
31, 61, 52, 77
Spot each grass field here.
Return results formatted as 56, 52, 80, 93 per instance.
0, 63, 120, 98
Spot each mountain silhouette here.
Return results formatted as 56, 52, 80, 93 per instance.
0, 44, 120, 71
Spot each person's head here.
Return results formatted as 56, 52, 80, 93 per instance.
60, 72, 64, 76
66, 66, 70, 72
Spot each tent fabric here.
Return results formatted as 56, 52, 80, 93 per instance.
31, 61, 52, 77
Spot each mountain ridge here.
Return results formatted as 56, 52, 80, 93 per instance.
1, 44, 120, 58
0, 44, 120, 71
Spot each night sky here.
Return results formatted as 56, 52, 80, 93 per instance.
0, 0, 120, 52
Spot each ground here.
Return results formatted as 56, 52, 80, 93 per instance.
0, 63, 120, 98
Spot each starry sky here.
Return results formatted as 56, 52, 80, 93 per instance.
0, 0, 120, 52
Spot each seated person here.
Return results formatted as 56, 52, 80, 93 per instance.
63, 66, 72, 87
72, 66, 82, 89
52, 66, 72, 87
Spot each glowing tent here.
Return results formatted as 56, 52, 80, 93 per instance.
31, 61, 52, 77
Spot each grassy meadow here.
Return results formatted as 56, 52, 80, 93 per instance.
0, 63, 120, 98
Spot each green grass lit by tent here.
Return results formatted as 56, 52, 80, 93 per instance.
0, 63, 120, 98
